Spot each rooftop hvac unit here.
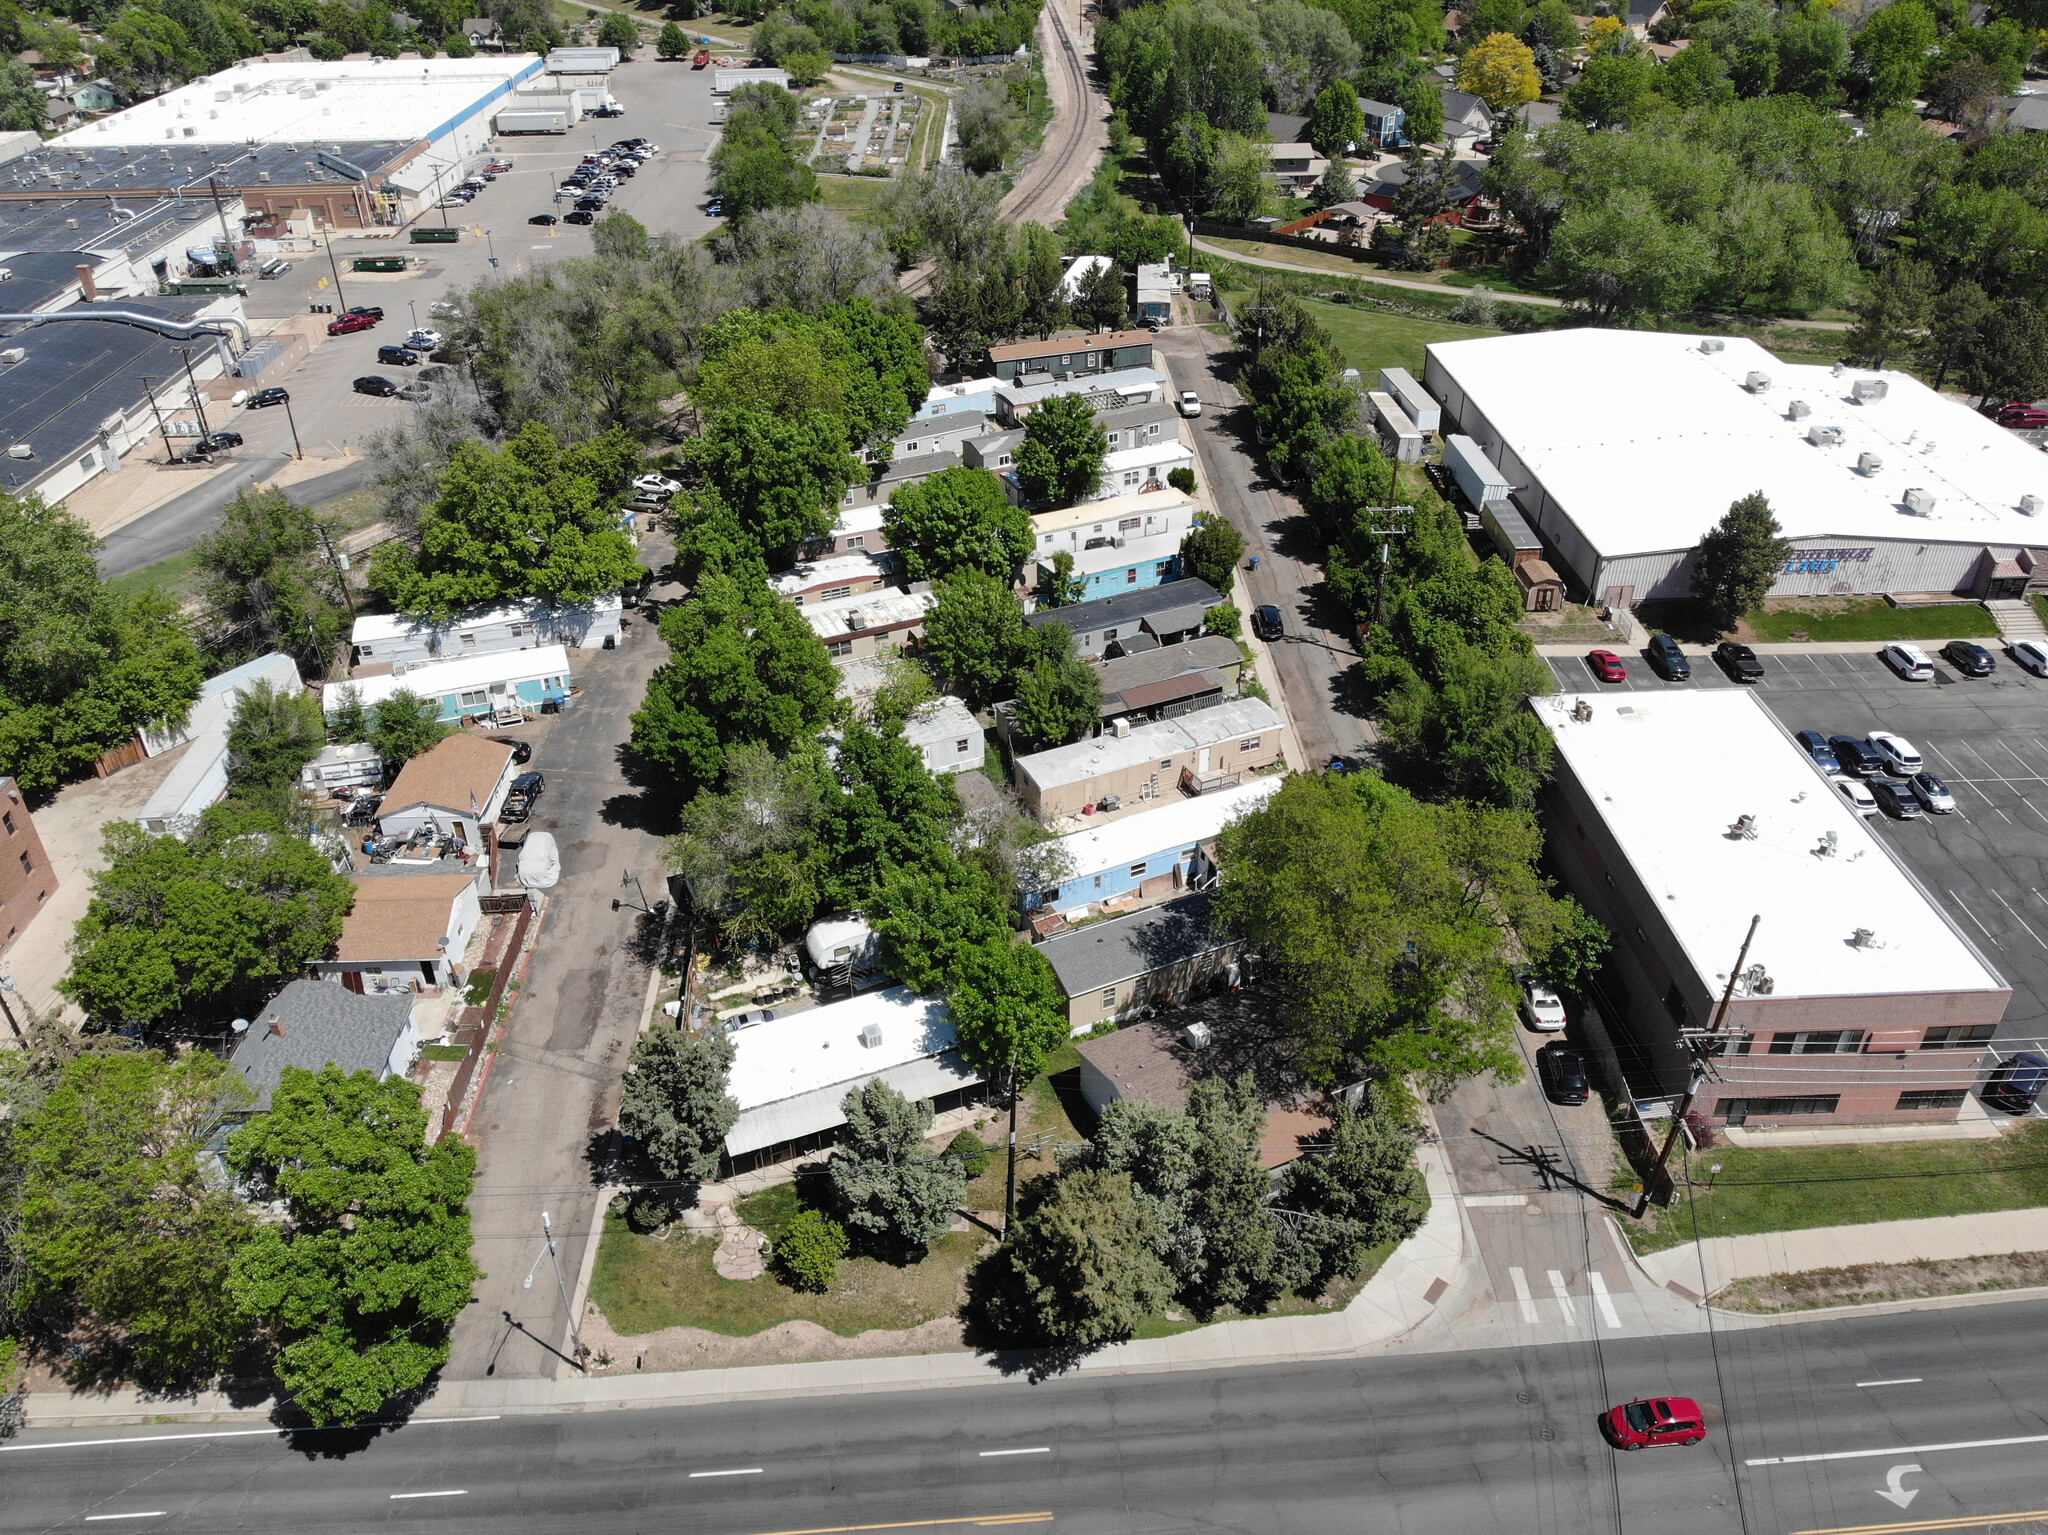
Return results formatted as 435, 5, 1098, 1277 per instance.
1904, 487, 1939, 517
1852, 378, 1888, 403
857, 1022, 883, 1049
1699, 338, 1725, 353
1110, 716, 1131, 738
7, 445, 31, 459
1807, 424, 1843, 447
0, 349, 22, 365
1858, 452, 1883, 475
1745, 370, 1771, 393
1787, 400, 1811, 420
2022, 494, 2043, 516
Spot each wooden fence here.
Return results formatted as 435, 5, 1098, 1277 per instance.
437, 892, 534, 1142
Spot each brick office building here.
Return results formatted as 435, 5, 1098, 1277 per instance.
0, 778, 57, 955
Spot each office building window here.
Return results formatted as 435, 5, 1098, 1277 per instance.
2, 812, 12, 836
1717, 1095, 1839, 1119
827, 639, 854, 657
1922, 1025, 1995, 1049
1767, 1030, 1866, 1055
17, 852, 31, 876
820, 586, 854, 601
1898, 1089, 1968, 1111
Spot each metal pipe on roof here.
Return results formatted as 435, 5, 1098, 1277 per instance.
0, 308, 250, 348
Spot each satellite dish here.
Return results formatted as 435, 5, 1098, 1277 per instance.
230, 1017, 250, 1033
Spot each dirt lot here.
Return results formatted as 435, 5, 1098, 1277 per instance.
1714, 1251, 2048, 1313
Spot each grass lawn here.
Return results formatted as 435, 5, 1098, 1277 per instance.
1219, 290, 1498, 390
1743, 599, 1998, 644
816, 173, 892, 224
1624, 1120, 2048, 1256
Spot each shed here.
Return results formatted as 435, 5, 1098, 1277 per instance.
1366, 391, 1424, 462
1038, 892, 1236, 1032
899, 696, 982, 776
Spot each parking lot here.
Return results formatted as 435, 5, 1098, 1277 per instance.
1547, 644, 2048, 1051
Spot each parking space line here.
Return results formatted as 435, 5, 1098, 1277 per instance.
1949, 891, 2000, 940
1989, 890, 2048, 950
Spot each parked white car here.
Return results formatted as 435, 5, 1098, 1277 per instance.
1881, 642, 1935, 680
1867, 729, 1923, 776
1520, 979, 1567, 1032
2013, 639, 2048, 676
633, 472, 683, 498
1835, 777, 1878, 817
1177, 389, 1203, 418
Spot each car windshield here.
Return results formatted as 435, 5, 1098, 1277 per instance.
1622, 1403, 1655, 1432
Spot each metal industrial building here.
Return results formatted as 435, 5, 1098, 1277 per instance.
1534, 689, 2012, 1130
1423, 330, 2048, 608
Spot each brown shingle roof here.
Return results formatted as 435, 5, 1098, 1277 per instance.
336, 872, 478, 961
989, 329, 1151, 363
382, 734, 514, 818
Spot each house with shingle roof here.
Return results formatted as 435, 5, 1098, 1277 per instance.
230, 978, 420, 1110
375, 734, 519, 877
307, 869, 484, 993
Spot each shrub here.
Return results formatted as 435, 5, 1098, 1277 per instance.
1167, 467, 1197, 495
772, 1208, 849, 1292
1205, 603, 1242, 638
625, 1193, 673, 1233
463, 967, 496, 1007
947, 1128, 993, 1179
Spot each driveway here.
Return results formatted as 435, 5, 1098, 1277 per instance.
442, 566, 677, 1383
1152, 325, 1373, 770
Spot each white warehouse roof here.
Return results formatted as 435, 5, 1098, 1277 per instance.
54, 56, 541, 148
1039, 773, 1283, 889
724, 986, 980, 1157
1534, 690, 2004, 1002
1428, 330, 2048, 559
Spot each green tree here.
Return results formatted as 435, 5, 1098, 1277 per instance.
366, 686, 448, 768
1531, 898, 1611, 993
225, 680, 327, 795
974, 1168, 1173, 1345
618, 1020, 741, 1182
12, 1048, 258, 1385
883, 467, 1033, 583
1015, 393, 1109, 509
1958, 298, 2048, 409
772, 1209, 848, 1291
1776, 6, 1850, 101
872, 849, 1012, 992
1179, 517, 1246, 596
368, 423, 641, 620
921, 568, 1026, 706
1921, 280, 1992, 392
1309, 159, 1359, 211
225, 1065, 479, 1428
956, 76, 1018, 173
827, 1079, 966, 1259
1306, 80, 1367, 159
662, 743, 833, 945
1274, 1094, 1425, 1294
328, 685, 370, 745
943, 937, 1069, 1092
1562, 53, 1657, 128
0, 495, 205, 797
1546, 187, 1713, 321
1846, 258, 1936, 368
1689, 491, 1791, 630
193, 488, 350, 677
1036, 549, 1089, 609
1071, 257, 1131, 333
1653, 37, 1734, 108
1304, 434, 1396, 540
1852, 0, 1937, 116
1011, 644, 1103, 749
1205, 603, 1242, 638
1213, 771, 1578, 1092
61, 802, 355, 1036
657, 18, 688, 55
597, 10, 637, 51
630, 570, 840, 799
1456, 31, 1541, 117
1523, 0, 1578, 52
1207, 132, 1276, 222
689, 407, 862, 559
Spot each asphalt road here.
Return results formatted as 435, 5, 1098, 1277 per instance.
9, 1300, 2048, 1534
96, 458, 367, 578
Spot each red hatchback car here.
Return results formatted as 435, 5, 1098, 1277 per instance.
1587, 648, 1627, 682
1604, 1397, 1707, 1450
327, 313, 376, 336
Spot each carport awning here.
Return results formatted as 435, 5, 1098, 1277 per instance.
725, 1051, 982, 1157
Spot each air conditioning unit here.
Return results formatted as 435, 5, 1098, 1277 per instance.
1787, 400, 1811, 420
1807, 424, 1843, 447
857, 1022, 882, 1049
2022, 494, 2043, 517
1852, 378, 1888, 403
1745, 370, 1771, 393
1857, 452, 1883, 476
1904, 487, 1938, 517
1183, 1021, 1213, 1049
1109, 716, 1131, 738
6, 444, 30, 458
1699, 338, 1725, 354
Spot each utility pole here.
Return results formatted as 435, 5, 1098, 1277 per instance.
136, 375, 174, 463
176, 346, 213, 445
0, 960, 21, 1042
1360, 505, 1413, 629
315, 522, 356, 619
1634, 913, 1761, 1218
1002, 1046, 1021, 1239
322, 233, 350, 312
279, 392, 306, 461
204, 172, 236, 257
540, 1211, 589, 1367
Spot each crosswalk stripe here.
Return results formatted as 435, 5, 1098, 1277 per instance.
1547, 1269, 1578, 1325
1508, 1266, 1539, 1323
1588, 1270, 1623, 1329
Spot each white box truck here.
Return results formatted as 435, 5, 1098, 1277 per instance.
495, 108, 568, 134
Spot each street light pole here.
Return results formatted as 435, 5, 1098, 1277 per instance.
279, 392, 306, 461
322, 232, 350, 312
315, 522, 356, 620
540, 1211, 588, 1366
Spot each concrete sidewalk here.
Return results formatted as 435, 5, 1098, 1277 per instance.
1635, 1206, 2048, 1297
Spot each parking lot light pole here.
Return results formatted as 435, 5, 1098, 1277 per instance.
280, 392, 305, 461
322, 235, 350, 312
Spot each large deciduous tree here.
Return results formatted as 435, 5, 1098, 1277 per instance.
226, 680, 328, 795
1014, 393, 1109, 509
1274, 1094, 1426, 1295
921, 569, 1027, 707
1456, 32, 1541, 118
1178, 517, 1246, 596
973, 1169, 1172, 1346
1689, 491, 1791, 631
61, 802, 356, 1036
366, 687, 450, 767
618, 1020, 741, 1182
193, 487, 351, 677
226, 1066, 480, 1428
883, 466, 1033, 583
826, 1079, 966, 1259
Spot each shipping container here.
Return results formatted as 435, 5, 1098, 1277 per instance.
1366, 392, 1424, 463
1377, 366, 1440, 434
546, 45, 621, 70
495, 107, 569, 133
352, 255, 407, 272
1444, 434, 1510, 508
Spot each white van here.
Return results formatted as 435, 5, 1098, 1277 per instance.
1868, 729, 1922, 775
1881, 642, 1935, 680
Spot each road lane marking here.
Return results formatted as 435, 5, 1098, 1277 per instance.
1588, 1271, 1622, 1329
390, 1491, 468, 1500
690, 1467, 765, 1478
979, 1448, 1051, 1457
743, 1516, 1055, 1535
1, 1416, 502, 1452
1546, 1269, 1577, 1325
1508, 1266, 1538, 1323
1792, 1512, 2048, 1535
1857, 1379, 1923, 1388
1462, 1194, 1528, 1207
84, 1515, 167, 1523
1749, 1430, 2048, 1466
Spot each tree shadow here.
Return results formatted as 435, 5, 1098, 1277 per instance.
272, 1378, 440, 1459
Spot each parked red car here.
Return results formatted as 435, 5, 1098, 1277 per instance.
1587, 648, 1627, 683
327, 313, 376, 336
1604, 1397, 1707, 1450
1998, 407, 2048, 430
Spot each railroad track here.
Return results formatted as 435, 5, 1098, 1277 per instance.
1001, 0, 1103, 228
